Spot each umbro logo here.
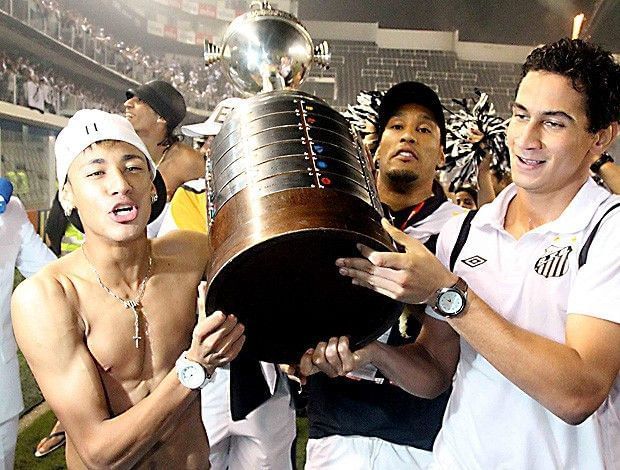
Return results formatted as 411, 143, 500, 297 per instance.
462, 255, 487, 268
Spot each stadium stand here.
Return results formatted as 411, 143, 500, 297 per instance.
304, 39, 522, 117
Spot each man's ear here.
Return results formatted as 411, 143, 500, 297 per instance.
436, 147, 446, 170
591, 121, 619, 156
156, 115, 168, 126
58, 183, 75, 215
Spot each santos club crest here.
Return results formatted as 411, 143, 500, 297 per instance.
534, 245, 573, 278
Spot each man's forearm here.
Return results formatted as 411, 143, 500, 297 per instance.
70, 370, 198, 469
448, 292, 616, 424
477, 167, 496, 207
369, 341, 455, 398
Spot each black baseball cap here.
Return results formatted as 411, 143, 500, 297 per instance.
377, 81, 446, 147
126, 80, 186, 130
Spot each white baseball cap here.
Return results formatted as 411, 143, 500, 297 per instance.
55, 109, 156, 187
181, 97, 244, 137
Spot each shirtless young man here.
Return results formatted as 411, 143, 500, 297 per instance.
11, 109, 245, 469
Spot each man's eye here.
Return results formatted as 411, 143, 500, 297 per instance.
87, 171, 104, 177
545, 121, 565, 129
418, 127, 432, 133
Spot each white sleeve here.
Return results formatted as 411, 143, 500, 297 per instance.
14, 198, 56, 278
567, 212, 620, 325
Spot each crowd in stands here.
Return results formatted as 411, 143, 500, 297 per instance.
0, 0, 236, 112
0, 51, 120, 114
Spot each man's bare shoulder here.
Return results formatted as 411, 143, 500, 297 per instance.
13, 251, 83, 312
11, 253, 86, 340
171, 141, 200, 158
153, 230, 209, 264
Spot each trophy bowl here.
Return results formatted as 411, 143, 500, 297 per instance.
205, 2, 330, 96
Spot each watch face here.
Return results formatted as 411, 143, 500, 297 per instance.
180, 364, 205, 389
438, 290, 464, 315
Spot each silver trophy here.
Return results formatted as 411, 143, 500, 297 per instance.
204, 1, 330, 95
202, 2, 401, 362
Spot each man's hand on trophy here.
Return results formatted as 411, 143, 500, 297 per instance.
298, 336, 375, 380
186, 311, 246, 376
336, 219, 457, 305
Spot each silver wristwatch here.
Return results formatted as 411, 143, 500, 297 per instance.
429, 277, 469, 318
176, 351, 215, 389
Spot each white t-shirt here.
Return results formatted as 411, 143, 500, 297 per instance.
432, 179, 620, 470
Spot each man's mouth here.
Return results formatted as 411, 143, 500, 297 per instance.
394, 150, 417, 161
110, 204, 138, 223
517, 156, 545, 166
112, 205, 134, 214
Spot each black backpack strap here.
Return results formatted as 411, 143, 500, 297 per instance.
425, 233, 439, 255
449, 209, 478, 272
578, 202, 620, 268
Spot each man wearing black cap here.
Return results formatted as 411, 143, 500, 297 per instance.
125, 80, 205, 235
300, 82, 463, 469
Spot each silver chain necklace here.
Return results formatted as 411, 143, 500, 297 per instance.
82, 246, 153, 348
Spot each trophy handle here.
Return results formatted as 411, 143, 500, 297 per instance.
313, 40, 331, 69
204, 41, 222, 67
250, 1, 272, 9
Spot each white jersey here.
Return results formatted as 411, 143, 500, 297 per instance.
433, 179, 620, 470
402, 200, 463, 245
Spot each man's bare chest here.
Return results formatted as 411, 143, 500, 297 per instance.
76, 274, 200, 385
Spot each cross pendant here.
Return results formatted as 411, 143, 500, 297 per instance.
124, 300, 142, 349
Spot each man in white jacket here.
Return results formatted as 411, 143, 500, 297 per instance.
0, 185, 56, 470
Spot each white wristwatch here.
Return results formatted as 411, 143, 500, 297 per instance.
176, 351, 215, 389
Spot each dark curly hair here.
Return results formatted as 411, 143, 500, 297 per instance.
520, 38, 620, 133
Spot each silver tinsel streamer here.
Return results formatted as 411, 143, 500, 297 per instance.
443, 90, 511, 191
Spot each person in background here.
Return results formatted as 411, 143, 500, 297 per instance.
124, 80, 204, 236
452, 185, 478, 210
0, 177, 56, 469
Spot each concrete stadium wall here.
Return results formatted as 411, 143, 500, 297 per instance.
305, 21, 536, 64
